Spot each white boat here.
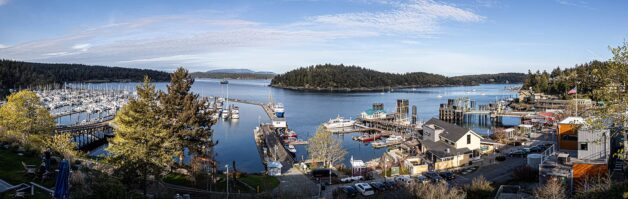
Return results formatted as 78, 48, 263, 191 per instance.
287, 145, 296, 153
274, 103, 285, 118
385, 135, 403, 144
221, 109, 230, 119
436, 94, 443, 98
230, 106, 240, 119
323, 116, 355, 129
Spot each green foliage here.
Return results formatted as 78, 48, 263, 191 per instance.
271, 64, 526, 90
0, 59, 170, 98
107, 76, 177, 196
0, 90, 54, 148
44, 133, 81, 160
159, 67, 215, 165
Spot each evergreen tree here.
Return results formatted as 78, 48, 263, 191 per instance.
159, 67, 214, 165
107, 76, 176, 196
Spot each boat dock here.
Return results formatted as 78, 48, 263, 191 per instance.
254, 124, 295, 172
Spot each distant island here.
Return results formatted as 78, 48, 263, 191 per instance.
190, 69, 276, 80
270, 64, 526, 91
0, 59, 170, 97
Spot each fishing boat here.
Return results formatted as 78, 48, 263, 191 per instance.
220, 79, 229, 84
323, 116, 355, 129
353, 134, 382, 142
371, 141, 386, 148
385, 135, 404, 144
274, 103, 285, 118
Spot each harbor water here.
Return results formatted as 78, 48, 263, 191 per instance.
76, 79, 519, 173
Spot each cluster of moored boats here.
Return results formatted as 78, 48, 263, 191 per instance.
203, 97, 240, 121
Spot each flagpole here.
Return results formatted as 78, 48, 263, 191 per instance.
575, 82, 578, 117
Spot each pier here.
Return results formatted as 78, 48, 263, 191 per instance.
55, 120, 114, 150
254, 124, 295, 172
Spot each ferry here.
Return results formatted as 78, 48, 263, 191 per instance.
274, 103, 285, 118
323, 116, 355, 129
353, 134, 382, 142
220, 79, 229, 84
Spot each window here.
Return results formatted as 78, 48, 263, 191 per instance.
467, 134, 471, 144
580, 142, 588, 150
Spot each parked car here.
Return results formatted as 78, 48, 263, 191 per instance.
439, 171, 456, 180
394, 175, 414, 185
521, 147, 531, 153
340, 176, 364, 183
508, 150, 527, 157
530, 145, 544, 153
340, 186, 358, 198
354, 183, 375, 196
415, 175, 429, 184
424, 171, 444, 182
369, 182, 387, 191
382, 181, 397, 190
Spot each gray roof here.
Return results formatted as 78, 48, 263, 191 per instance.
424, 118, 472, 142
421, 140, 470, 158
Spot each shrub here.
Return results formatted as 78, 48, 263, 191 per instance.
512, 165, 537, 182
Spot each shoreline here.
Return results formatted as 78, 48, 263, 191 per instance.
269, 84, 497, 93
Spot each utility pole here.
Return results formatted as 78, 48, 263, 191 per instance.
225, 164, 229, 198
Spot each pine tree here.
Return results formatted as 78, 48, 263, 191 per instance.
159, 67, 214, 166
107, 76, 175, 196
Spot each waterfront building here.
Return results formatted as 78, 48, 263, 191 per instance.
420, 118, 483, 170
360, 109, 387, 120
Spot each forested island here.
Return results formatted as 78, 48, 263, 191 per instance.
0, 59, 170, 97
190, 69, 275, 79
270, 64, 526, 91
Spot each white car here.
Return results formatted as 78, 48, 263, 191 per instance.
354, 183, 375, 196
394, 175, 414, 185
340, 176, 364, 183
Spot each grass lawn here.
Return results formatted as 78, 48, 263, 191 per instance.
0, 148, 56, 198
238, 175, 279, 193
163, 173, 279, 193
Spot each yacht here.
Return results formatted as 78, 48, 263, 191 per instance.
230, 105, 240, 119
323, 116, 355, 129
287, 145, 297, 154
221, 109, 230, 119
436, 94, 443, 98
220, 79, 229, 84
385, 135, 404, 144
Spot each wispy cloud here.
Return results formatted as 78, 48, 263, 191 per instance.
0, 0, 9, 6
555, 0, 592, 9
0, 0, 484, 71
311, 0, 484, 35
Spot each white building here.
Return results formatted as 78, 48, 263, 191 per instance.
360, 109, 387, 120
576, 125, 610, 162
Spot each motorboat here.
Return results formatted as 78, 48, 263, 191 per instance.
385, 135, 404, 144
274, 103, 285, 118
282, 130, 298, 138
220, 79, 229, 84
230, 105, 240, 119
287, 145, 297, 153
323, 116, 355, 129
221, 109, 230, 119
353, 134, 382, 142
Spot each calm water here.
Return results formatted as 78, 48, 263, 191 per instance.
79, 79, 520, 173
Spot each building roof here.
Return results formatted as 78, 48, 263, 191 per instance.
424, 118, 475, 141
421, 139, 470, 158
364, 109, 386, 115
559, 117, 585, 125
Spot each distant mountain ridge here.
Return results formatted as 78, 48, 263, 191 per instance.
206, 69, 276, 75
191, 68, 276, 79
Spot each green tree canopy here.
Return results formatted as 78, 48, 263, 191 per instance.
0, 90, 54, 147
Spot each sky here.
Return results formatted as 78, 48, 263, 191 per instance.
0, 0, 626, 75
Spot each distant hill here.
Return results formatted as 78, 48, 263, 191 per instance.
191, 69, 276, 79
0, 59, 171, 98
271, 64, 525, 91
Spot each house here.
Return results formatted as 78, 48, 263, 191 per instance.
360, 109, 387, 120
557, 117, 585, 150
420, 118, 483, 170
404, 157, 428, 176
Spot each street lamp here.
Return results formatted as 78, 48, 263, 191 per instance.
225, 164, 229, 198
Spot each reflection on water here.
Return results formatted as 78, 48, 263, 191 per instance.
85, 79, 519, 172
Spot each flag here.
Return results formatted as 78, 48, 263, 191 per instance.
567, 87, 577, 95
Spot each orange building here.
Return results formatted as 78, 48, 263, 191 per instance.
557, 117, 585, 150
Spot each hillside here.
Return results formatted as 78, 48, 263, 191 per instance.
191, 69, 276, 79
270, 64, 523, 91
0, 59, 170, 97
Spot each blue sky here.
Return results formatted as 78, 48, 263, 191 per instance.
0, 0, 626, 75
